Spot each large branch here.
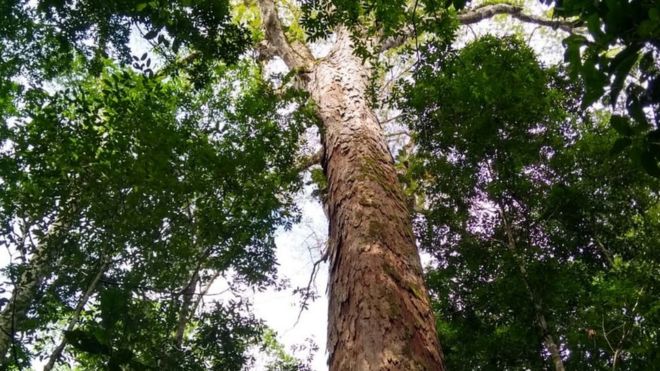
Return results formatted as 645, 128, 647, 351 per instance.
295, 150, 323, 172
458, 3, 577, 32
257, 0, 315, 70
382, 3, 578, 51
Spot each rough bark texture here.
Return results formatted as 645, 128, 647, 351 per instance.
307, 30, 444, 371
256, 1, 444, 367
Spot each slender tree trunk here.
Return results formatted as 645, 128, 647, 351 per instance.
174, 271, 199, 348
498, 204, 565, 371
173, 271, 220, 350
308, 30, 444, 371
0, 228, 58, 363
43, 258, 109, 371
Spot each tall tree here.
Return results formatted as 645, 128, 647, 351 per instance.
399, 34, 659, 370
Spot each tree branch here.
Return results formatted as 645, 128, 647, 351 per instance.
294, 249, 328, 326
257, 0, 315, 71
382, 3, 579, 51
174, 271, 199, 348
458, 4, 577, 32
43, 258, 109, 371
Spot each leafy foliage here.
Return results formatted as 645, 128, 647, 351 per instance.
3, 0, 660, 369
400, 35, 660, 370
299, 0, 460, 60
1, 0, 249, 77
0, 57, 314, 367
547, 0, 660, 176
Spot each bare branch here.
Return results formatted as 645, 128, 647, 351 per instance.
257, 0, 315, 71
294, 249, 328, 326
386, 130, 410, 138
44, 258, 109, 371
190, 272, 222, 314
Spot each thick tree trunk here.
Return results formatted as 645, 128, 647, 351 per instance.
308, 30, 444, 371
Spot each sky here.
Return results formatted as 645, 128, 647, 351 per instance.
252, 191, 329, 370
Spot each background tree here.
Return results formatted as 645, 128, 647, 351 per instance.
399, 34, 659, 370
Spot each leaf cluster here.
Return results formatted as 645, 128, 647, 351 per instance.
0, 58, 312, 367
550, 0, 660, 176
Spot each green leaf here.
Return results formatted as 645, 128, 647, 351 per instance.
609, 45, 641, 105
100, 288, 127, 331
640, 149, 660, 177
563, 34, 587, 79
610, 115, 633, 136
581, 60, 607, 107
144, 29, 159, 40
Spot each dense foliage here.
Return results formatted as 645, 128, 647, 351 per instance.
400, 35, 659, 370
0, 46, 312, 371
554, 0, 660, 175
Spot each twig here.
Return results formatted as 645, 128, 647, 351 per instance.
294, 249, 328, 326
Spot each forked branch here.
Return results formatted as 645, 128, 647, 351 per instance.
257, 0, 315, 70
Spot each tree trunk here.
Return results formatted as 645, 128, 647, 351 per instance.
498, 203, 565, 371
0, 231, 53, 363
174, 271, 199, 348
308, 30, 444, 371
43, 258, 109, 371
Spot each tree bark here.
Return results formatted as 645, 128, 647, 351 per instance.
174, 271, 199, 348
307, 30, 444, 371
0, 241, 48, 363
256, 1, 444, 368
